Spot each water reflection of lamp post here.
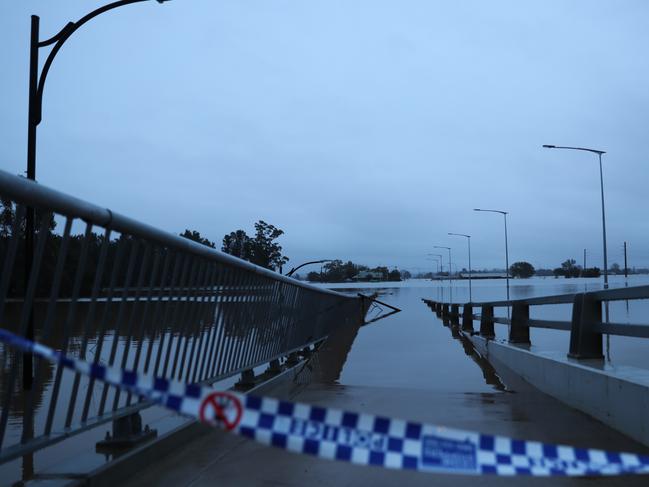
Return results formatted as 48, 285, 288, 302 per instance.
23, 0, 171, 390
542, 145, 609, 289
448, 233, 472, 302
474, 209, 510, 300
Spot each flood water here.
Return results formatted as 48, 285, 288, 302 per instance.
320, 275, 649, 391
2, 275, 648, 484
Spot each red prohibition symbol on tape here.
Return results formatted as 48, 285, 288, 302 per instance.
199, 392, 243, 431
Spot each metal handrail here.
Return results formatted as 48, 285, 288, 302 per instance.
0, 169, 364, 465
0, 170, 347, 298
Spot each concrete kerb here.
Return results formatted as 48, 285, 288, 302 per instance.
466, 331, 649, 448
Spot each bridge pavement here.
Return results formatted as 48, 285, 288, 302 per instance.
123, 380, 649, 486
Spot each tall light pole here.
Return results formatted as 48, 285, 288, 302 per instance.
474, 209, 510, 300
22, 0, 170, 390
427, 253, 443, 277
542, 145, 609, 288
426, 255, 440, 276
433, 246, 452, 278
448, 233, 472, 301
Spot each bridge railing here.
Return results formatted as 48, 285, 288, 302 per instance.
0, 169, 363, 463
422, 284, 649, 360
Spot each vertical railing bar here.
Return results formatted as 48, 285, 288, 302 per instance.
258, 280, 283, 365
169, 258, 202, 380
231, 273, 255, 372
245, 276, 268, 369
142, 248, 173, 376
153, 251, 186, 377
186, 263, 218, 383
178, 262, 212, 382
0, 205, 26, 323
97, 238, 141, 416
244, 276, 265, 369
185, 263, 218, 382
215, 269, 244, 377
212, 268, 237, 378
0, 208, 48, 449
112, 242, 152, 411
160, 254, 194, 378
64, 227, 112, 428
284, 285, 304, 355
222, 270, 249, 375
195, 264, 223, 382
44, 222, 94, 435
24, 217, 73, 433
206, 266, 232, 379
125, 247, 163, 406
81, 236, 128, 422
272, 282, 293, 359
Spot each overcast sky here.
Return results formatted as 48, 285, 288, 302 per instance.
1, 1, 648, 273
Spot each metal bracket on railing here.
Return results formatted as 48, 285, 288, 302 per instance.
96, 412, 157, 453
358, 295, 401, 325
568, 293, 604, 360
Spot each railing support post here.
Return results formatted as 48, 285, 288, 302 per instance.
509, 303, 530, 344
480, 304, 495, 339
435, 302, 442, 316
568, 293, 604, 360
462, 304, 473, 332
450, 304, 460, 326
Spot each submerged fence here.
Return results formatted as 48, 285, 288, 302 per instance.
423, 285, 649, 359
0, 169, 364, 463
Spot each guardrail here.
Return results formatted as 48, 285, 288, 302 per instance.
422, 285, 649, 360
0, 169, 365, 464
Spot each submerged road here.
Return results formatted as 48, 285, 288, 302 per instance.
123, 282, 649, 486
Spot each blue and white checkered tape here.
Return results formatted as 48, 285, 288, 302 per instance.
2, 327, 649, 477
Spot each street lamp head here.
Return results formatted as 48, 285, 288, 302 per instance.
473, 208, 481, 211
542, 144, 556, 149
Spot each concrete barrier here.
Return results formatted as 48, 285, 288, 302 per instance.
468, 333, 649, 447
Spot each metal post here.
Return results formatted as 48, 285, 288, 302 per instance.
624, 241, 628, 278
23, 15, 40, 391
504, 213, 510, 300
598, 152, 608, 288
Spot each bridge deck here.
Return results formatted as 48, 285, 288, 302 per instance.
124, 381, 649, 486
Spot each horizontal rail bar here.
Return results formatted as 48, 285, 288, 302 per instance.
0, 170, 349, 300
594, 323, 649, 338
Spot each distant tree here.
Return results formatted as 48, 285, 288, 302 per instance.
554, 258, 580, 278
306, 271, 321, 282
581, 267, 601, 278
510, 261, 535, 278
610, 263, 621, 274
180, 229, 216, 248
387, 269, 401, 281
401, 270, 412, 280
222, 220, 289, 271
222, 229, 250, 259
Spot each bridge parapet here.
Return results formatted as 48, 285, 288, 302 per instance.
423, 283, 649, 360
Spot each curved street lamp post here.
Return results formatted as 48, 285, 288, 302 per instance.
474, 208, 510, 300
433, 246, 452, 279
542, 145, 609, 289
23, 0, 171, 388
448, 233, 472, 301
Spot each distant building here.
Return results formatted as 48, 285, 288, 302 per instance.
458, 272, 507, 279
353, 271, 384, 282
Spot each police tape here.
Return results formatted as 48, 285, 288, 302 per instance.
2, 328, 649, 477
